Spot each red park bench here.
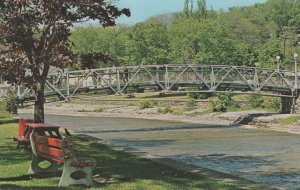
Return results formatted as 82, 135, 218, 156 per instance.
13, 118, 71, 148
13, 118, 33, 148
29, 131, 96, 186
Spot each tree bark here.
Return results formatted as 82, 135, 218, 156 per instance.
34, 80, 45, 123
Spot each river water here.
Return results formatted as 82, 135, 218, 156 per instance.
21, 114, 300, 189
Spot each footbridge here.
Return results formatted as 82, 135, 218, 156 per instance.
1, 64, 300, 113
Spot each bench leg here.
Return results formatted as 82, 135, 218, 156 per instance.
28, 155, 60, 174
15, 141, 21, 149
59, 159, 95, 187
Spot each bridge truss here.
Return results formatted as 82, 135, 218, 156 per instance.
1, 64, 299, 100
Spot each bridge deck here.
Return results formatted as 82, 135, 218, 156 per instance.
1, 64, 299, 100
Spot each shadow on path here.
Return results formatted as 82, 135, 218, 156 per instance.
78, 124, 228, 134
232, 113, 280, 125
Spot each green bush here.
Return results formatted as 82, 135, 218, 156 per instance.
211, 94, 239, 112
139, 100, 157, 110
0, 100, 12, 120
0, 101, 5, 111
248, 95, 264, 108
78, 109, 91, 112
94, 107, 104, 112
4, 89, 18, 114
157, 106, 173, 114
185, 99, 197, 111
262, 98, 281, 112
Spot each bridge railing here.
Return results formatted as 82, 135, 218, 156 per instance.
0, 64, 299, 101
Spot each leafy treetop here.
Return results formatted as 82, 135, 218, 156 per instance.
0, 0, 130, 85
0, 0, 130, 123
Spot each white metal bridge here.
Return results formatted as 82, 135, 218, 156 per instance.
1, 64, 299, 100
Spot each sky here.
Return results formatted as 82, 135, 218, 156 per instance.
116, 0, 267, 25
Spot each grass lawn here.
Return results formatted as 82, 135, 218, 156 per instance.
0, 123, 264, 190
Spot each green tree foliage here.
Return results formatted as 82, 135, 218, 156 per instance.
127, 22, 170, 65
0, 0, 129, 122
169, 18, 252, 65
70, 26, 130, 68
265, 0, 294, 33
182, 0, 190, 18
69, 0, 300, 69
196, 0, 207, 20
258, 37, 281, 68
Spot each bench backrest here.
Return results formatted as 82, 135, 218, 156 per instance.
30, 133, 73, 163
18, 118, 33, 138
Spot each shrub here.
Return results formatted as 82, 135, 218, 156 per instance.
211, 94, 239, 112
185, 99, 197, 111
4, 88, 18, 114
262, 98, 281, 112
94, 107, 104, 112
0, 101, 5, 111
0, 101, 7, 117
157, 106, 173, 114
77, 109, 91, 112
139, 100, 157, 110
248, 95, 264, 108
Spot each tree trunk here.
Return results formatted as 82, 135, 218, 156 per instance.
34, 81, 45, 123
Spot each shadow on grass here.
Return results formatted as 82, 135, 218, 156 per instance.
0, 129, 272, 190
0, 118, 18, 124
73, 139, 270, 190
0, 145, 32, 165
0, 173, 61, 181
0, 184, 66, 190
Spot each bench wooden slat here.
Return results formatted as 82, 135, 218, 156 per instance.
38, 153, 64, 163
35, 144, 64, 158
33, 135, 62, 147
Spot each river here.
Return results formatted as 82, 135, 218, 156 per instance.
21, 114, 300, 190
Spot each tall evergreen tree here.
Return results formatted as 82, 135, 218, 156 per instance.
190, 0, 194, 18
196, 0, 207, 20
182, 0, 190, 18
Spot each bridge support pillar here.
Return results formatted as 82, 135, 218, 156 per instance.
281, 97, 294, 114
292, 95, 300, 114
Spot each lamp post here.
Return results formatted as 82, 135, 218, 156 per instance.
276, 55, 281, 70
294, 53, 299, 90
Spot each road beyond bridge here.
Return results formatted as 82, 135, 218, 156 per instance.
2, 64, 300, 113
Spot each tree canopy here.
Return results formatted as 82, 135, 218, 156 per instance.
69, 0, 300, 69
0, 0, 130, 122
